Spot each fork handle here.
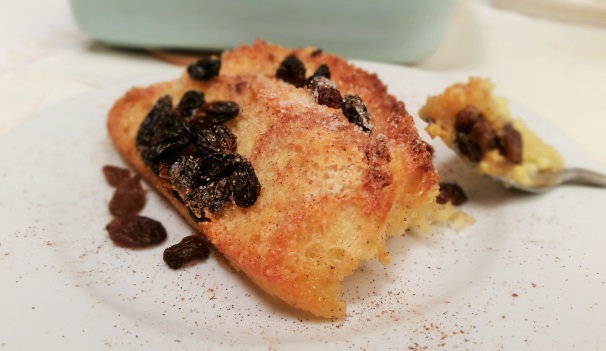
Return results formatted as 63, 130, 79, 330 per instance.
562, 168, 606, 188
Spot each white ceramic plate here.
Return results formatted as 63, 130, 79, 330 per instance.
1, 63, 605, 350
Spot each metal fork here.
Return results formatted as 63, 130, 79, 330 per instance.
494, 167, 606, 193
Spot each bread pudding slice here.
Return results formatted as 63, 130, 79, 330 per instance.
107, 40, 440, 318
419, 77, 564, 187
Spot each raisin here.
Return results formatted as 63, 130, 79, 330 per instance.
106, 215, 166, 247
169, 153, 239, 193
276, 54, 306, 88
136, 96, 193, 173
190, 101, 239, 128
453, 104, 501, 162
342, 95, 372, 133
169, 155, 205, 199
310, 48, 323, 57
307, 76, 342, 109
307, 64, 331, 83
187, 56, 221, 81
102, 165, 131, 187
136, 96, 176, 147
194, 124, 238, 154
231, 160, 261, 207
108, 175, 146, 217
163, 235, 211, 269
469, 118, 498, 151
455, 132, 483, 163
499, 124, 523, 164
176, 90, 205, 118
455, 105, 483, 134
186, 177, 233, 214
139, 128, 191, 173
170, 153, 242, 205
197, 152, 244, 181
436, 182, 468, 206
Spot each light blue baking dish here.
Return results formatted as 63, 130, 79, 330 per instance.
69, 0, 457, 63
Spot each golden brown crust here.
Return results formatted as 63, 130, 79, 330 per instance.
108, 40, 439, 318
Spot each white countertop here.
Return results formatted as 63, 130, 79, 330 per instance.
1, 0, 605, 169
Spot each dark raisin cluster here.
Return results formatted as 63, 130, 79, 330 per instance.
454, 105, 522, 164
276, 55, 373, 133
136, 96, 192, 174
136, 89, 261, 223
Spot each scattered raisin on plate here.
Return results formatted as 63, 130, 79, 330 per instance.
102, 165, 131, 187
108, 175, 146, 218
106, 215, 167, 247
163, 235, 211, 269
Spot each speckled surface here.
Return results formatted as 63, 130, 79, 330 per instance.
1, 64, 605, 350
